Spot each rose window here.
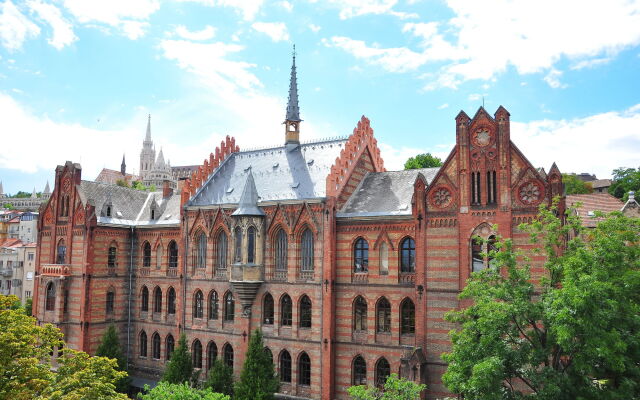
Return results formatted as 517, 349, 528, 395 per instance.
432, 188, 452, 208
519, 182, 541, 204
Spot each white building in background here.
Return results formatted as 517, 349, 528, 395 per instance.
0, 241, 36, 302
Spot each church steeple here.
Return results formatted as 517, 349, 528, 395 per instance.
284, 45, 301, 144
140, 114, 156, 179
145, 114, 152, 142
121, 154, 126, 175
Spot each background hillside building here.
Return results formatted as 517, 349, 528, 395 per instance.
33, 54, 565, 399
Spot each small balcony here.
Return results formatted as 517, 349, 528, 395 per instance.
41, 264, 71, 277
166, 268, 178, 277
0, 268, 12, 277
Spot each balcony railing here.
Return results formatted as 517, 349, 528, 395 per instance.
139, 268, 150, 276
399, 273, 416, 284
352, 272, 369, 283
273, 270, 288, 281
166, 268, 178, 277
41, 264, 71, 276
0, 268, 12, 277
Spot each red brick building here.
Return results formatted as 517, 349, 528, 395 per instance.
34, 55, 563, 399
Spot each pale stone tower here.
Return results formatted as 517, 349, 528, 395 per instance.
139, 115, 156, 179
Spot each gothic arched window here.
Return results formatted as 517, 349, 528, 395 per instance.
207, 341, 218, 370
166, 334, 175, 360
280, 350, 292, 382
379, 242, 389, 275
263, 293, 274, 325
168, 241, 178, 269
167, 287, 176, 315
353, 355, 367, 385
192, 340, 202, 369
301, 228, 314, 271
353, 238, 369, 272
153, 287, 162, 313
400, 237, 415, 273
400, 298, 415, 335
56, 239, 66, 265
224, 292, 234, 321
139, 331, 147, 357
106, 289, 115, 314
375, 358, 391, 387
193, 290, 203, 319
108, 245, 117, 268
196, 232, 206, 269
275, 229, 288, 271
234, 227, 242, 263
155, 244, 162, 269
152, 333, 161, 359
471, 237, 485, 272
223, 343, 234, 370
376, 297, 391, 333
247, 226, 256, 264
216, 232, 228, 271
354, 296, 367, 332
299, 295, 312, 328
209, 290, 219, 320
281, 294, 292, 326
142, 242, 151, 268
45, 282, 56, 311
298, 352, 311, 386
141, 286, 149, 312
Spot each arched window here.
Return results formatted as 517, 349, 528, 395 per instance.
301, 228, 314, 271
487, 170, 497, 204
247, 226, 256, 264
56, 239, 66, 264
153, 287, 162, 313
152, 333, 161, 359
299, 295, 312, 328
471, 237, 484, 272
376, 297, 391, 333
400, 298, 415, 335
193, 290, 203, 319
106, 289, 115, 314
45, 282, 56, 311
379, 242, 389, 275
354, 296, 367, 331
280, 350, 292, 382
275, 228, 288, 271
139, 331, 147, 357
375, 358, 391, 387
353, 356, 367, 385
354, 238, 369, 272
142, 242, 151, 268
166, 334, 175, 360
298, 352, 311, 386
224, 292, 234, 321
281, 294, 292, 326
156, 244, 163, 269
234, 227, 242, 263
209, 291, 219, 320
400, 237, 415, 273
192, 340, 202, 368
196, 232, 206, 268
471, 171, 481, 205
141, 286, 149, 312
168, 241, 178, 269
223, 343, 233, 370
216, 232, 228, 271
263, 293, 274, 325
167, 287, 176, 315
207, 341, 218, 370
108, 245, 117, 268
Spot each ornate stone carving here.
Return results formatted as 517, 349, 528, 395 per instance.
430, 187, 452, 209
519, 181, 543, 205
472, 127, 493, 147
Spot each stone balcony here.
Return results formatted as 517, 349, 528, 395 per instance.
41, 264, 71, 277
230, 263, 263, 317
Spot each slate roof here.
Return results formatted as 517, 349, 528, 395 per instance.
337, 168, 440, 217
77, 181, 180, 226
566, 193, 624, 228
232, 172, 265, 216
188, 138, 347, 207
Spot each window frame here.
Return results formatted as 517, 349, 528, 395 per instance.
275, 228, 288, 271
353, 238, 369, 272
263, 293, 274, 325
376, 297, 391, 333
299, 295, 312, 329
280, 294, 292, 326
400, 237, 416, 273
280, 350, 292, 383
298, 352, 311, 386
353, 356, 367, 385
193, 290, 204, 319
300, 228, 314, 271
353, 296, 367, 332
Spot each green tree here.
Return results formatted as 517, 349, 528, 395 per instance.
442, 203, 640, 399
115, 180, 129, 188
348, 373, 426, 400
138, 382, 230, 400
404, 153, 443, 170
12, 191, 31, 198
96, 325, 130, 393
608, 167, 640, 201
162, 334, 194, 385
234, 329, 278, 400
204, 360, 234, 397
23, 297, 32, 316
131, 181, 147, 191
562, 173, 593, 194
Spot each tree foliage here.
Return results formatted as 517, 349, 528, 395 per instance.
162, 334, 194, 385
23, 297, 32, 316
348, 373, 426, 400
234, 329, 279, 400
562, 173, 593, 195
96, 325, 130, 392
204, 360, 234, 397
138, 382, 230, 400
442, 202, 640, 399
404, 153, 443, 170
608, 167, 640, 201
0, 294, 127, 399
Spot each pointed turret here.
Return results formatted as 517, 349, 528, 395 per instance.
232, 171, 264, 216
284, 45, 301, 144
121, 154, 126, 175
155, 148, 166, 169
43, 181, 51, 194
31, 187, 37, 198
145, 114, 152, 142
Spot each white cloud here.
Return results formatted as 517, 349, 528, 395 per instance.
27, 0, 77, 50
63, 0, 159, 39
314, 0, 418, 20
437, 103, 448, 109
543, 68, 567, 89
570, 57, 612, 70
251, 22, 289, 42
278, 1, 293, 12
328, 0, 640, 88
178, 0, 264, 21
309, 23, 321, 33
323, 36, 426, 72
0, 1, 40, 51
174, 25, 216, 41
511, 104, 640, 179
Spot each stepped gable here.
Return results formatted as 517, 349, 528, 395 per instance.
326, 115, 385, 198
338, 167, 440, 217
187, 137, 347, 207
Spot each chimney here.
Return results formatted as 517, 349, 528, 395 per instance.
163, 180, 173, 198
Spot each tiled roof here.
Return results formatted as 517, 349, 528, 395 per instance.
77, 181, 180, 226
337, 168, 440, 217
95, 168, 141, 185
566, 193, 624, 227
591, 179, 612, 189
188, 138, 348, 207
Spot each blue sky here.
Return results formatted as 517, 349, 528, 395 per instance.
0, 0, 639, 194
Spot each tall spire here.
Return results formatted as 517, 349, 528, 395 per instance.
232, 171, 264, 216
284, 45, 301, 145
121, 153, 126, 175
43, 181, 51, 194
145, 114, 152, 142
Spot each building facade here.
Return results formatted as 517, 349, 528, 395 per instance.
34, 56, 564, 399
0, 182, 51, 211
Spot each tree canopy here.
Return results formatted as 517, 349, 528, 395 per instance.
138, 382, 230, 400
348, 373, 426, 400
234, 329, 279, 400
608, 167, 640, 201
96, 325, 130, 393
204, 360, 234, 397
442, 203, 640, 399
162, 334, 194, 385
562, 173, 593, 195
404, 153, 443, 170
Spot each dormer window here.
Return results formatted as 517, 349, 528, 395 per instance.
151, 210, 155, 220
106, 206, 111, 217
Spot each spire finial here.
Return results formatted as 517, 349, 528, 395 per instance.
285, 44, 301, 123
121, 153, 126, 175
145, 114, 152, 142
